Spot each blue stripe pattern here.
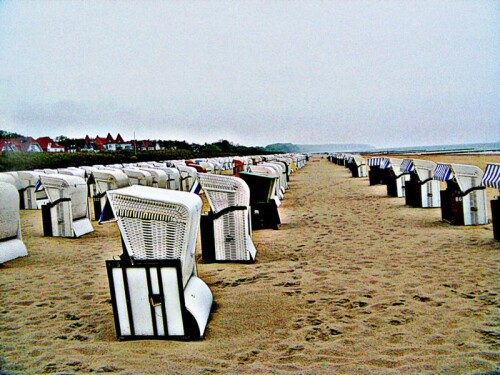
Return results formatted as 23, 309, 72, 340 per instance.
481, 163, 500, 189
433, 164, 453, 181
381, 159, 391, 169
190, 179, 202, 195
400, 159, 414, 173
368, 158, 383, 167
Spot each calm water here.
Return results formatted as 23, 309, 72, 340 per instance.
373, 142, 500, 155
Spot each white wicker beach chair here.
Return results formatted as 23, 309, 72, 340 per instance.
434, 163, 488, 225
122, 168, 153, 187
197, 173, 256, 263
105, 185, 212, 340
0, 182, 28, 264
39, 174, 94, 237
248, 165, 282, 207
137, 167, 168, 188
57, 167, 86, 178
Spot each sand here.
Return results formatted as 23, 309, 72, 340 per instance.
1, 154, 499, 374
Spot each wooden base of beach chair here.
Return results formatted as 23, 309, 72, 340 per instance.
106, 258, 213, 341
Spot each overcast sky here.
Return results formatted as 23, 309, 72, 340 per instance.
0, 1, 498, 148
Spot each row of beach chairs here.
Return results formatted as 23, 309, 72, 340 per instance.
328, 153, 500, 240
0, 153, 308, 340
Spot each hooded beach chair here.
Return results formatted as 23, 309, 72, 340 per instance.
57, 167, 86, 178
481, 163, 500, 240
347, 155, 367, 177
122, 168, 153, 187
39, 174, 94, 237
367, 157, 389, 186
137, 167, 168, 189
197, 173, 257, 263
434, 163, 488, 225
105, 185, 212, 340
17, 171, 49, 209
401, 158, 440, 208
0, 182, 28, 264
90, 169, 130, 221
382, 158, 410, 197
249, 165, 282, 205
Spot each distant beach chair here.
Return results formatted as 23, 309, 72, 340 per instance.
401, 159, 440, 208
39, 174, 94, 237
105, 185, 212, 340
382, 158, 409, 197
122, 168, 153, 187
136, 167, 168, 188
346, 155, 367, 178
57, 167, 86, 178
89, 169, 130, 221
239, 171, 281, 230
0, 182, 28, 264
481, 163, 500, 240
433, 163, 488, 225
197, 173, 257, 263
367, 157, 389, 186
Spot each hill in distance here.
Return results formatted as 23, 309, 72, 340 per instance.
264, 143, 375, 153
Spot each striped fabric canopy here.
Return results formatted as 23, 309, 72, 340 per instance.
481, 163, 500, 189
433, 163, 453, 182
381, 158, 391, 169
400, 159, 414, 173
368, 157, 384, 167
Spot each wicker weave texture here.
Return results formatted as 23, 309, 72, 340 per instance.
198, 174, 250, 213
0, 182, 20, 239
213, 210, 250, 261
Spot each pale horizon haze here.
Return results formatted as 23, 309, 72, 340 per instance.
0, 1, 499, 148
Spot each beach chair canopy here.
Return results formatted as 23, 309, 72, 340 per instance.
401, 159, 436, 181
368, 157, 385, 167
57, 167, 86, 178
382, 158, 402, 172
3, 172, 23, 190
198, 173, 250, 213
92, 169, 129, 194
481, 163, 500, 190
17, 171, 42, 189
0, 173, 17, 187
434, 163, 484, 193
107, 185, 202, 287
137, 167, 168, 188
176, 165, 198, 192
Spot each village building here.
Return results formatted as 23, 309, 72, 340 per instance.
35, 137, 65, 152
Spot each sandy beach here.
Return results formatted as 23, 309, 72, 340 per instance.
1, 154, 499, 374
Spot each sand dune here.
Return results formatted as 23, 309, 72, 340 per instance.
1, 154, 499, 374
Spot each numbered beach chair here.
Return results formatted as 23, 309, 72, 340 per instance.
368, 157, 389, 186
481, 163, 500, 240
383, 158, 409, 197
197, 173, 257, 263
90, 169, 130, 221
39, 174, 94, 237
105, 185, 212, 340
433, 163, 488, 226
0, 182, 28, 264
401, 158, 440, 208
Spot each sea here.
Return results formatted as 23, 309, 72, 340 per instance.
370, 142, 500, 155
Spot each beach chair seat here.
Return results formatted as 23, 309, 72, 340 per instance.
481, 163, 500, 240
434, 163, 488, 225
197, 173, 257, 263
382, 158, 409, 197
39, 174, 94, 237
401, 159, 440, 208
0, 182, 28, 264
90, 169, 130, 221
346, 155, 368, 178
239, 171, 281, 230
105, 185, 212, 340
368, 157, 390, 186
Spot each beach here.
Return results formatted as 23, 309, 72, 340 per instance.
1, 154, 499, 374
